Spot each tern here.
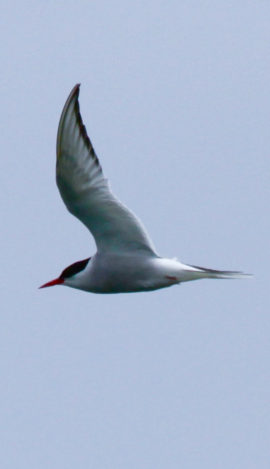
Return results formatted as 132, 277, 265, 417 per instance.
40, 84, 250, 293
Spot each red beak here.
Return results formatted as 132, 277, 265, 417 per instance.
39, 277, 64, 289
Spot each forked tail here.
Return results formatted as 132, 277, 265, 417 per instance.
190, 265, 253, 280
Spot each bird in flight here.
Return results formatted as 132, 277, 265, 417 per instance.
40, 85, 250, 293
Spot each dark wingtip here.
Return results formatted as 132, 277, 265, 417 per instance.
70, 83, 81, 99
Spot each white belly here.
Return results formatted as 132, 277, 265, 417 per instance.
68, 254, 188, 293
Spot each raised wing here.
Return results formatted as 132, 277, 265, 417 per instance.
56, 84, 157, 255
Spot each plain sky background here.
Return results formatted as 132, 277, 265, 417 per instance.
1, 1, 269, 468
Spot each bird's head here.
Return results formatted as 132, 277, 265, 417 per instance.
40, 258, 90, 289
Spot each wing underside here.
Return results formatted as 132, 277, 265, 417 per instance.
56, 85, 157, 255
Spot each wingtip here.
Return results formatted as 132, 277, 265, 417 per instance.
57, 83, 82, 155
61, 84, 81, 110
70, 83, 81, 99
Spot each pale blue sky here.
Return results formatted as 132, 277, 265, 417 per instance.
1, 1, 269, 468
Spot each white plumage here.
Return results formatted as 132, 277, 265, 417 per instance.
40, 85, 251, 293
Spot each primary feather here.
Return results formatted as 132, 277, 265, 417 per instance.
56, 84, 156, 255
